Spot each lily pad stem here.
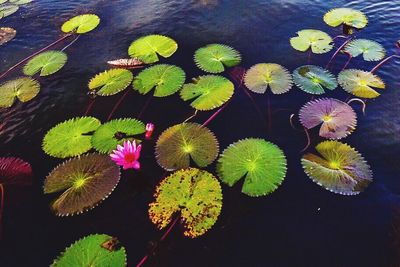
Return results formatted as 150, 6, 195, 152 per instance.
0, 184, 4, 239
107, 90, 131, 121
341, 52, 352, 71
202, 101, 230, 127
325, 37, 353, 69
370, 55, 400, 74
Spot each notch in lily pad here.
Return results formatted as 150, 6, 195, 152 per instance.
290, 29, 333, 54
293, 65, 337, 94
0, 77, 40, 108
194, 44, 241, 73
324, 8, 368, 30
23, 51, 68, 77
338, 69, 385, 98
61, 14, 100, 34
88, 68, 133, 96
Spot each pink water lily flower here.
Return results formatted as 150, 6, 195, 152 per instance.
110, 140, 142, 170
145, 123, 155, 139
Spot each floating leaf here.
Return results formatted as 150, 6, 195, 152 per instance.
299, 98, 357, 139
23, 51, 68, 77
301, 140, 372, 195
107, 58, 144, 69
217, 138, 287, 197
88, 68, 133, 96
344, 39, 385, 61
244, 63, 293, 94
338, 69, 385, 98
0, 77, 40, 108
0, 157, 32, 186
42, 117, 101, 158
149, 168, 222, 238
194, 44, 241, 73
51, 234, 127, 267
180, 75, 234, 111
61, 14, 100, 34
156, 123, 219, 171
290, 29, 333, 54
324, 8, 368, 29
128, 34, 178, 64
92, 118, 146, 154
44, 153, 120, 216
133, 64, 185, 97
0, 4, 18, 19
293, 65, 337, 94
8, 0, 33, 4
0, 27, 16, 45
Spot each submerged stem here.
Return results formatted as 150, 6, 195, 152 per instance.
370, 55, 400, 73
341, 53, 352, 71
136, 216, 180, 267
183, 110, 198, 123
300, 127, 311, 153
0, 184, 4, 239
0, 33, 73, 80
137, 94, 153, 120
83, 98, 96, 116
241, 87, 265, 122
202, 102, 230, 127
347, 98, 366, 115
325, 37, 353, 69
107, 90, 130, 121
266, 93, 272, 134
60, 35, 81, 52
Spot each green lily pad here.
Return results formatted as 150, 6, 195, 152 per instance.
324, 8, 368, 29
290, 29, 333, 54
194, 44, 241, 73
180, 75, 234, 111
23, 51, 68, 77
91, 118, 146, 154
0, 77, 40, 108
52, 234, 127, 267
44, 153, 120, 216
128, 34, 178, 64
338, 69, 385, 98
88, 68, 133, 96
133, 64, 185, 97
217, 138, 287, 197
293, 65, 337, 95
0, 4, 19, 19
344, 39, 385, 61
155, 122, 219, 171
42, 117, 101, 158
9, 0, 33, 4
244, 63, 293, 94
61, 14, 100, 34
301, 140, 372, 195
149, 168, 222, 238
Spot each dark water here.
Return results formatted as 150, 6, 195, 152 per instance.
1, 0, 400, 266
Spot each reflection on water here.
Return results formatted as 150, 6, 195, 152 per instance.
0, 0, 399, 266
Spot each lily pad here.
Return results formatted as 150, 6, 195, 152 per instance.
51, 234, 127, 267
0, 27, 16, 45
244, 63, 293, 94
0, 157, 32, 186
9, 0, 33, 4
155, 123, 219, 171
344, 39, 385, 61
324, 8, 368, 29
23, 51, 68, 77
180, 75, 234, 111
299, 98, 357, 139
149, 168, 222, 238
217, 138, 287, 197
293, 65, 337, 94
290, 29, 333, 54
301, 140, 372, 195
88, 68, 133, 96
44, 153, 120, 216
0, 77, 40, 108
61, 14, 100, 34
338, 69, 385, 98
91, 118, 146, 154
128, 34, 178, 64
133, 64, 185, 97
0, 4, 19, 19
42, 117, 101, 158
194, 44, 241, 73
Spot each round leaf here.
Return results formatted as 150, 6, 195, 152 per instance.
0, 27, 16, 45
42, 117, 101, 158
133, 64, 185, 97
217, 138, 287, 197
301, 140, 372, 195
194, 44, 241, 73
51, 234, 127, 267
244, 63, 293, 94
344, 39, 385, 61
0, 77, 40, 108
88, 68, 133, 96
324, 8, 368, 29
293, 65, 337, 95
156, 123, 219, 171
61, 14, 100, 34
180, 75, 234, 111
290, 29, 333, 54
128, 34, 178, 64
23, 51, 68, 77
9, 0, 33, 5
92, 118, 146, 154
44, 153, 120, 216
338, 69, 385, 98
0, 4, 19, 19
149, 168, 222, 238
